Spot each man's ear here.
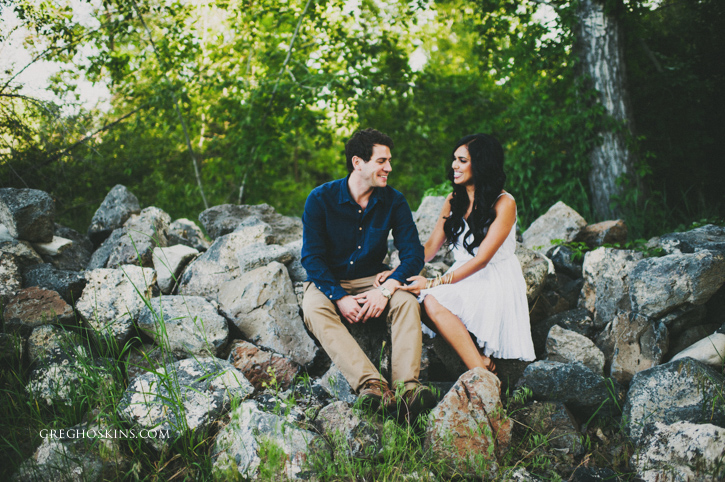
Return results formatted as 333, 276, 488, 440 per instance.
352, 156, 364, 170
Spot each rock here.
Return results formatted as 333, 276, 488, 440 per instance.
34, 224, 93, 271
86, 228, 124, 270
517, 361, 624, 419
545, 244, 583, 279
212, 400, 322, 480
630, 251, 725, 318
227, 340, 300, 391
427, 334, 468, 381
546, 325, 605, 375
26, 349, 111, 406
414, 196, 445, 243
575, 220, 628, 247
235, 242, 293, 273
106, 207, 171, 268
0, 332, 24, 366
27, 325, 84, 365
12, 421, 130, 482
167, 218, 210, 251
668, 324, 721, 359
659, 304, 707, 338
579, 247, 644, 328
121, 343, 179, 383
569, 467, 623, 481
199, 203, 302, 244
285, 240, 307, 282
515, 243, 556, 303
218, 262, 317, 366
1, 235, 44, 269
152, 245, 199, 294
671, 333, 725, 368
22, 263, 87, 306
424, 368, 511, 477
136, 296, 228, 358
0, 188, 55, 242
0, 253, 22, 305
655, 224, 725, 256
513, 401, 584, 456
3, 287, 75, 338
87, 184, 140, 245
118, 357, 253, 451
76, 267, 156, 351
609, 311, 668, 385
633, 422, 725, 482
531, 308, 594, 358
315, 401, 382, 459
522, 201, 587, 252
177, 223, 271, 300
623, 358, 725, 444
556, 273, 585, 307
319, 365, 356, 404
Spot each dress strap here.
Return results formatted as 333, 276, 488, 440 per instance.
496, 191, 514, 201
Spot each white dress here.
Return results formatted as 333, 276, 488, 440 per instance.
419, 193, 536, 361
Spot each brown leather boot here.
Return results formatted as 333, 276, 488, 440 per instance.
357, 378, 394, 411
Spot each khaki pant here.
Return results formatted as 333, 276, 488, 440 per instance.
302, 275, 422, 392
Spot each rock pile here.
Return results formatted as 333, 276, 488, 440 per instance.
2, 186, 724, 480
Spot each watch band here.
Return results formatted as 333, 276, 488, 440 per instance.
378, 285, 392, 300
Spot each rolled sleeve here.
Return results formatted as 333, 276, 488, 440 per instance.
389, 197, 424, 284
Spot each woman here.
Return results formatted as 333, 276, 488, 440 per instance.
377, 133, 535, 372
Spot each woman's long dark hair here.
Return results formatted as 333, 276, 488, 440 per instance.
443, 133, 506, 256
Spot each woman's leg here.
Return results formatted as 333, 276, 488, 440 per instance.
423, 295, 494, 371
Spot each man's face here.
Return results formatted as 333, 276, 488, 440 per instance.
355, 144, 392, 189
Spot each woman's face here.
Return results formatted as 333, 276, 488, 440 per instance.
452, 145, 474, 186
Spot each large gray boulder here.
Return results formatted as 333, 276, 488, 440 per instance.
87, 185, 140, 245
218, 262, 317, 366
284, 239, 307, 282
623, 358, 725, 444
522, 201, 587, 252
26, 324, 83, 365
414, 195, 446, 243
151, 245, 199, 294
671, 333, 725, 367
136, 296, 228, 358
424, 368, 511, 478
631, 421, 725, 482
177, 222, 271, 300
121, 343, 179, 383
546, 325, 605, 375
575, 219, 627, 248
3, 286, 75, 338
86, 228, 124, 270
629, 251, 725, 319
579, 247, 644, 328
34, 224, 93, 271
0, 188, 55, 242
12, 421, 130, 482
531, 308, 595, 358
76, 267, 156, 350
315, 401, 382, 459
235, 242, 293, 274
545, 244, 583, 279
212, 400, 322, 480
227, 339, 300, 391
654, 224, 725, 256
167, 218, 210, 251
0, 253, 23, 306
318, 364, 356, 404
118, 357, 253, 451
105, 207, 171, 268
517, 361, 624, 419
515, 243, 556, 303
607, 311, 668, 384
23, 263, 87, 306
199, 203, 302, 244
512, 401, 584, 457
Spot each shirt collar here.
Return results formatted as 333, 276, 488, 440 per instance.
338, 175, 381, 208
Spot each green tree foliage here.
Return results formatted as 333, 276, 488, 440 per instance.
1, 0, 722, 236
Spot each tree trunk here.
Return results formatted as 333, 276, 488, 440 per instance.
575, 0, 637, 219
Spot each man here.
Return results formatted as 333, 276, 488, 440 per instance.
301, 128, 435, 415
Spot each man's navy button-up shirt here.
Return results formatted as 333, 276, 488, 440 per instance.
301, 176, 424, 300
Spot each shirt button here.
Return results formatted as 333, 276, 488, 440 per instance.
350, 261, 354, 264
329, 295, 332, 298
358, 246, 361, 249
359, 227, 362, 231
358, 210, 362, 213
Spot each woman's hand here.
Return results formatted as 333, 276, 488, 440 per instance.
398, 275, 427, 297
374, 270, 394, 287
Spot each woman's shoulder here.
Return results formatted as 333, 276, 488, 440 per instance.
494, 191, 517, 215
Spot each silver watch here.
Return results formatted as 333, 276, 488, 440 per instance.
378, 285, 392, 300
